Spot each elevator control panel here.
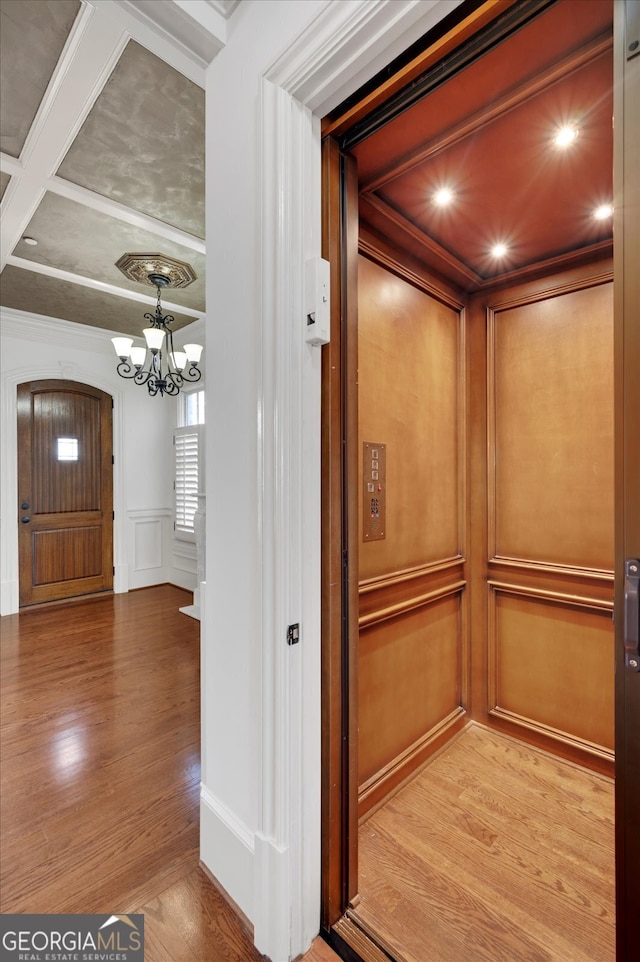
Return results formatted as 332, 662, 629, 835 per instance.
363, 441, 386, 542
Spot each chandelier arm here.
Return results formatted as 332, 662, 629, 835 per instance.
115, 359, 138, 379
134, 369, 153, 386
182, 364, 202, 382
166, 371, 185, 390
155, 374, 180, 396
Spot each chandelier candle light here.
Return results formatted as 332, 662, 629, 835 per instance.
111, 252, 203, 397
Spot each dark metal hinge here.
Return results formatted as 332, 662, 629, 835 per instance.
287, 623, 300, 646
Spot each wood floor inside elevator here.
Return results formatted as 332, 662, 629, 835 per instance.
352, 724, 615, 962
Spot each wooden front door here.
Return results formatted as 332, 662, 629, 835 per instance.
17, 380, 113, 607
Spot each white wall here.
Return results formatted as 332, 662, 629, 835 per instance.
202, 2, 461, 960
202, 0, 327, 936
0, 309, 201, 612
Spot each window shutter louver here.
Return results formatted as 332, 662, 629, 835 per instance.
174, 427, 200, 537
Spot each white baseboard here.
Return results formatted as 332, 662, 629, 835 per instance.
253, 832, 291, 962
179, 604, 200, 620
0, 579, 19, 616
113, 563, 128, 594
200, 785, 255, 924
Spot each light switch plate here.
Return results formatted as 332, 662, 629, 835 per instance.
305, 257, 330, 345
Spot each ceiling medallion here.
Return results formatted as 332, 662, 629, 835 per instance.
111, 252, 203, 398
115, 251, 197, 289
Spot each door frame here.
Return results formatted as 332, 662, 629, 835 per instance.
0, 358, 127, 615
320, 2, 640, 960
17, 378, 114, 607
613, 1, 640, 958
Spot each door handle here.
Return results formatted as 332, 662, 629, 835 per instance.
624, 558, 640, 672
21, 516, 30, 524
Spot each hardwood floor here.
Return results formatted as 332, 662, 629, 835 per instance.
0, 585, 339, 962
353, 724, 615, 962
4, 586, 611, 962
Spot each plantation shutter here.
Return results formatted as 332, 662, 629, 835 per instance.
174, 426, 200, 539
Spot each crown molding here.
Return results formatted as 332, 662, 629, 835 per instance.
1, 307, 119, 352
111, 0, 230, 72
1, 305, 206, 350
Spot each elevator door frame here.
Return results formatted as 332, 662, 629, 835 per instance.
320, 2, 640, 960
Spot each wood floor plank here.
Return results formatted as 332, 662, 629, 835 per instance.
355, 723, 614, 962
0, 586, 339, 962
133, 867, 265, 962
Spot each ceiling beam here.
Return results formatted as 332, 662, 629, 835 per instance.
0, 3, 127, 272
6, 254, 203, 318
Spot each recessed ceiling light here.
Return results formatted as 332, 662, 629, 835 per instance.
553, 125, 579, 148
594, 204, 613, 220
22, 236, 38, 246
433, 187, 454, 207
554, 125, 579, 148
491, 243, 508, 258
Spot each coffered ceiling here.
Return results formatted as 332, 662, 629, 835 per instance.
354, 0, 613, 292
0, 0, 238, 338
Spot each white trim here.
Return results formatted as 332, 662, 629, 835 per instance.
95, 0, 207, 87
5, 255, 204, 319
45, 175, 207, 253
200, 785, 255, 922
0, 308, 129, 351
1, 306, 205, 350
0, 154, 23, 177
0, 5, 127, 272
266, 0, 459, 114
254, 2, 463, 959
0, 364, 126, 615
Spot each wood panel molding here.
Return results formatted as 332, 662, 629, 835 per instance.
358, 707, 467, 819
361, 200, 612, 297
359, 580, 466, 631
489, 557, 614, 582
359, 228, 466, 308
487, 706, 615, 768
488, 579, 614, 614
479, 260, 613, 307
360, 192, 482, 289
487, 581, 614, 771
360, 32, 612, 194
488, 559, 614, 609
359, 556, 465, 626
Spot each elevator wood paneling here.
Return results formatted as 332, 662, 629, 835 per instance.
358, 255, 462, 578
470, 265, 615, 771
489, 588, 614, 753
359, 593, 462, 787
357, 253, 467, 816
489, 283, 614, 569
17, 380, 113, 606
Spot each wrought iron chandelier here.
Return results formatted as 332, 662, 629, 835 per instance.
111, 252, 203, 397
